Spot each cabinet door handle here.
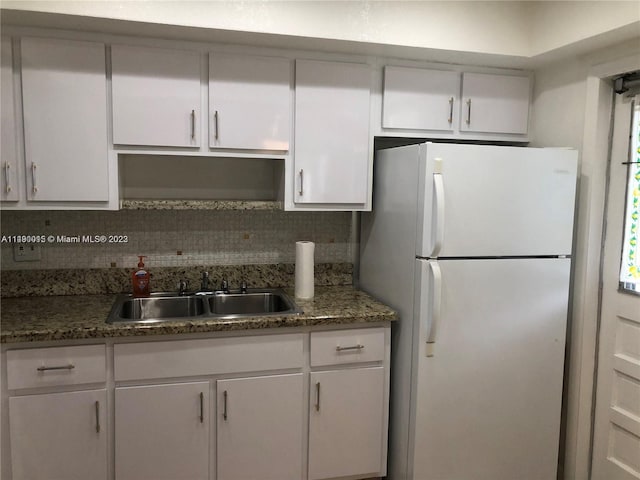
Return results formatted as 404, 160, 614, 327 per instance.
335, 344, 364, 352
36, 364, 75, 372
315, 382, 320, 412
223, 390, 228, 420
299, 169, 304, 196
4, 162, 11, 193
95, 400, 100, 433
199, 392, 204, 423
466, 99, 472, 125
214, 110, 219, 140
190, 110, 195, 140
31, 163, 37, 193
448, 97, 454, 124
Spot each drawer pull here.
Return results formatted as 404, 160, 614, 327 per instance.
36, 364, 75, 372
199, 392, 204, 423
223, 390, 228, 421
190, 109, 196, 140
315, 382, 320, 412
95, 401, 100, 433
335, 344, 364, 352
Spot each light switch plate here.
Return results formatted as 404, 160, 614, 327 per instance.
13, 243, 42, 262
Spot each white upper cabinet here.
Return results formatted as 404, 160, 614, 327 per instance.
460, 72, 530, 135
209, 54, 290, 150
1, 36, 18, 201
383, 66, 459, 131
21, 37, 109, 202
294, 59, 371, 206
111, 45, 201, 147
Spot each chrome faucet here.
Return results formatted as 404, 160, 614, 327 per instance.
178, 279, 188, 296
240, 280, 248, 294
220, 278, 229, 294
200, 271, 209, 291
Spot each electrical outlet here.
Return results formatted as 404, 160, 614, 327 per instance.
13, 244, 42, 262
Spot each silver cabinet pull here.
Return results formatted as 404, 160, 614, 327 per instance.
315, 382, 320, 412
190, 110, 195, 140
37, 364, 75, 372
199, 392, 204, 423
466, 99, 472, 125
223, 390, 228, 420
299, 169, 304, 196
31, 163, 37, 193
4, 162, 11, 193
336, 344, 364, 352
95, 401, 100, 433
448, 97, 454, 124
213, 110, 219, 140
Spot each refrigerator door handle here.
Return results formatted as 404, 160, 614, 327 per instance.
426, 260, 442, 357
432, 171, 445, 257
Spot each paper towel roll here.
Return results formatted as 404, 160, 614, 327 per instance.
295, 241, 315, 299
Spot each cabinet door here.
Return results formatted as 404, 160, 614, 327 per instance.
383, 66, 459, 131
111, 45, 201, 147
309, 367, 385, 480
9, 389, 107, 480
115, 382, 209, 480
294, 59, 370, 205
460, 72, 530, 134
217, 373, 303, 480
1, 36, 18, 201
209, 54, 290, 150
21, 37, 109, 201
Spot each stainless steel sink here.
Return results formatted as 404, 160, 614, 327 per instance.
107, 289, 301, 324
208, 292, 298, 316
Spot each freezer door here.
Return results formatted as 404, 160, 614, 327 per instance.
411, 258, 570, 480
416, 143, 578, 258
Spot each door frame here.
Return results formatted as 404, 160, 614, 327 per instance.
563, 46, 640, 480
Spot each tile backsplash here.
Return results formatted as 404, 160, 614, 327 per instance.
0, 210, 353, 270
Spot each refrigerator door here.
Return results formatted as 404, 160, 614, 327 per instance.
411, 257, 570, 480
416, 143, 578, 258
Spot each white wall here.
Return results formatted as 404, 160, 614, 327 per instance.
529, 1, 640, 56
531, 40, 640, 480
4, 0, 637, 60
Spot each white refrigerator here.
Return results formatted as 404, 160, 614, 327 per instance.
359, 142, 578, 480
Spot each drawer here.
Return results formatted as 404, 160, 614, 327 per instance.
115, 333, 304, 381
6, 344, 106, 390
311, 328, 385, 367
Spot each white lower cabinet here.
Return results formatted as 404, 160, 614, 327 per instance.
309, 367, 385, 480
3, 326, 390, 480
217, 373, 304, 480
114, 382, 210, 480
9, 389, 107, 480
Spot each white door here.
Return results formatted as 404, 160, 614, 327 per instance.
209, 53, 290, 150
9, 389, 107, 480
413, 258, 570, 480
309, 367, 385, 480
1, 36, 18, 201
111, 44, 201, 147
382, 66, 459, 131
115, 382, 209, 480
21, 37, 109, 202
294, 59, 370, 205
417, 143, 578, 258
216, 373, 303, 480
460, 72, 530, 134
591, 94, 640, 480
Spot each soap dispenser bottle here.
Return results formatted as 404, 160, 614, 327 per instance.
132, 255, 150, 297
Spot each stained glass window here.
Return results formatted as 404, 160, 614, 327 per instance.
620, 99, 640, 294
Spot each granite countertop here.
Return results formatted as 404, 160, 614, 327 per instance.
0, 286, 397, 344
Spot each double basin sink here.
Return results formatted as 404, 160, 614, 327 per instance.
107, 289, 302, 324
